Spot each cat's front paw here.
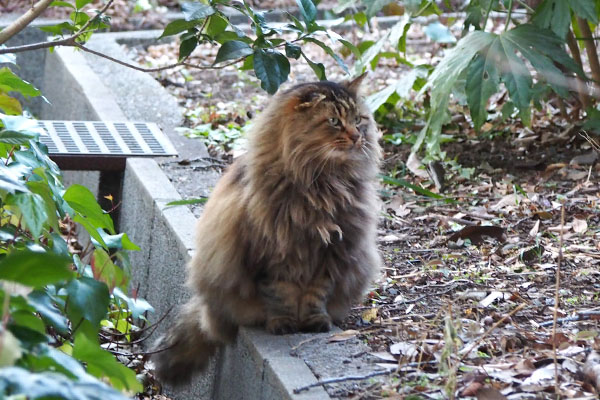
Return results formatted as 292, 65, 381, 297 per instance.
266, 316, 299, 335
300, 313, 332, 333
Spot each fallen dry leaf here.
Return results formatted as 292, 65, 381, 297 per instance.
328, 329, 359, 343
572, 218, 588, 234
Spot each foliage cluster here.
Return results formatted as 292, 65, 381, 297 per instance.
0, 55, 152, 398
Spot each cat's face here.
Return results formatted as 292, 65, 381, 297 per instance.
282, 76, 378, 166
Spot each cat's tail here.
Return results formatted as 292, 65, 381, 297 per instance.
152, 296, 237, 386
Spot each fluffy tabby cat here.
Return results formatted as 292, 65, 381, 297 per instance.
154, 75, 382, 385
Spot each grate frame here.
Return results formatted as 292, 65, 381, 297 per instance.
37, 120, 177, 158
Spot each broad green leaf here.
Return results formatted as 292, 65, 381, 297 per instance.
417, 30, 494, 153
11, 310, 46, 334
353, 17, 409, 74
73, 214, 108, 248
113, 287, 154, 319
366, 67, 427, 112
94, 230, 140, 251
424, 21, 456, 43
466, 53, 500, 131
75, 0, 93, 8
206, 13, 228, 37
0, 113, 45, 137
159, 19, 197, 38
0, 367, 131, 400
27, 180, 59, 234
0, 128, 38, 144
0, 164, 29, 194
302, 53, 326, 80
63, 184, 115, 234
0, 93, 22, 115
532, 0, 571, 38
39, 21, 77, 35
253, 49, 290, 94
9, 192, 48, 239
569, 0, 598, 23
73, 332, 142, 392
91, 248, 125, 290
285, 42, 302, 59
0, 251, 73, 288
296, 0, 317, 24
50, 1, 75, 8
303, 38, 349, 74
28, 290, 69, 336
214, 40, 253, 64
182, 2, 215, 21
380, 175, 445, 199
179, 37, 197, 61
66, 277, 109, 328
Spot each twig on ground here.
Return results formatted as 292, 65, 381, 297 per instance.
539, 311, 600, 327
293, 370, 393, 394
459, 303, 526, 363
553, 204, 565, 397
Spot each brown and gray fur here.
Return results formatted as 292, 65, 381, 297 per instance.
153, 75, 382, 385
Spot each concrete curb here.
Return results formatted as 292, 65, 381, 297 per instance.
12, 27, 332, 399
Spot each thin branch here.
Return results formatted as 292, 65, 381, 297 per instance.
577, 17, 600, 92
0, 0, 54, 45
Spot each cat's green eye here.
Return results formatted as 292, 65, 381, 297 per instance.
354, 116, 362, 125
328, 117, 341, 127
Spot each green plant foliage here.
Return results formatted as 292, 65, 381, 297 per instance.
0, 69, 151, 398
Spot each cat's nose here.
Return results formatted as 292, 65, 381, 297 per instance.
347, 128, 360, 144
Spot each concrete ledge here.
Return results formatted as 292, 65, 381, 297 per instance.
9, 27, 333, 399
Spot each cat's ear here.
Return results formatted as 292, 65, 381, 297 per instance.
294, 92, 327, 110
344, 72, 368, 94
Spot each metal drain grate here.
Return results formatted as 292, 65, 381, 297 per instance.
37, 120, 177, 157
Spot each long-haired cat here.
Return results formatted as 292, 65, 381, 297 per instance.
154, 75, 382, 385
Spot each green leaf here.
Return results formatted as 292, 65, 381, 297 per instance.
417, 30, 494, 153
253, 49, 290, 94
532, 0, 571, 38
113, 287, 154, 319
165, 198, 208, 207
0, 366, 131, 400
181, 2, 215, 21
9, 192, 49, 239
365, 0, 394, 18
75, 0, 93, 8
94, 230, 140, 251
91, 248, 125, 290
73, 214, 107, 249
50, 1, 75, 8
179, 37, 197, 61
285, 42, 302, 59
569, 0, 598, 23
159, 19, 197, 38
206, 13, 228, 37
39, 21, 77, 35
72, 332, 142, 392
296, 0, 317, 24
0, 251, 73, 288
380, 175, 445, 199
0, 164, 29, 194
302, 52, 326, 80
466, 53, 500, 131
0, 93, 22, 115
27, 290, 69, 336
0, 128, 38, 144
0, 67, 40, 97
424, 21, 456, 43
0, 114, 45, 137
66, 277, 109, 328
63, 184, 115, 234
11, 310, 46, 334
365, 67, 427, 112
214, 40, 253, 64
303, 37, 349, 74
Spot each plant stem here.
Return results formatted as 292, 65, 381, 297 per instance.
504, 0, 513, 32
566, 30, 590, 111
482, 0, 495, 29
577, 17, 600, 88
